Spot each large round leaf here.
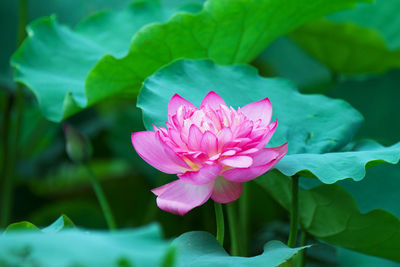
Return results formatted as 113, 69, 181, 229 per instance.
173, 231, 309, 267
12, 0, 366, 122
139, 59, 362, 155
11, 0, 186, 122
139, 59, 400, 184
0, 0, 133, 88
0, 223, 175, 267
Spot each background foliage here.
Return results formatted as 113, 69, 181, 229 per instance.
1, 0, 399, 266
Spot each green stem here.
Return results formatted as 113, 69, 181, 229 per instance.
18, 0, 28, 46
0, 95, 13, 228
239, 182, 249, 256
14, 0, 27, 145
84, 165, 116, 230
288, 175, 299, 248
214, 202, 225, 246
299, 229, 308, 267
227, 202, 239, 256
0, 0, 28, 228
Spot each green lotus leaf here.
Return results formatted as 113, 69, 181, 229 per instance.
4, 222, 39, 232
256, 170, 400, 262
139, 60, 400, 184
11, 0, 186, 122
139, 59, 363, 154
0, 223, 175, 267
290, 0, 400, 74
173, 231, 309, 267
12, 0, 366, 122
252, 37, 331, 92
338, 164, 400, 219
4, 215, 74, 233
329, 69, 400, 145
337, 247, 399, 266
276, 140, 400, 183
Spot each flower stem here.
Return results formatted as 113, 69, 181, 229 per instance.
227, 202, 239, 256
84, 165, 116, 230
214, 202, 224, 246
0, 94, 13, 228
299, 229, 308, 267
288, 175, 299, 248
239, 182, 249, 256
0, 0, 28, 228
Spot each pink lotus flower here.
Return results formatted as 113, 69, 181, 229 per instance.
132, 92, 287, 215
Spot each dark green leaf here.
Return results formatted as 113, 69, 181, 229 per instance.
29, 160, 133, 195
173, 231, 309, 267
256, 170, 400, 262
4, 215, 74, 233
338, 164, 400, 218
337, 247, 399, 267
4, 222, 39, 232
252, 37, 331, 92
290, 0, 400, 74
329, 70, 400, 145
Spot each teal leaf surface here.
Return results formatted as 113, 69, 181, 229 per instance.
139, 59, 362, 155
138, 59, 394, 184
276, 140, 400, 183
0, 223, 175, 267
173, 231, 309, 267
11, 0, 182, 122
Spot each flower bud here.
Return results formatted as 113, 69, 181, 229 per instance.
63, 123, 93, 164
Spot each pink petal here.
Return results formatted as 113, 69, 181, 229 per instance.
260, 120, 278, 146
201, 131, 218, 156
168, 128, 187, 149
217, 127, 233, 151
151, 179, 214, 215
178, 164, 222, 185
131, 131, 188, 174
188, 125, 203, 150
221, 150, 237, 156
211, 177, 242, 203
240, 98, 272, 126
251, 145, 281, 166
200, 91, 227, 109
168, 94, 196, 116
239, 148, 259, 155
220, 156, 253, 168
248, 120, 278, 150
222, 143, 288, 182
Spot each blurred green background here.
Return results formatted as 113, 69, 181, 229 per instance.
1, 0, 399, 266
